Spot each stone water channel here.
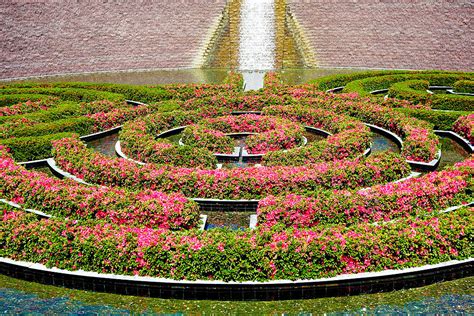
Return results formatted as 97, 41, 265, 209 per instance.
1, 273, 472, 314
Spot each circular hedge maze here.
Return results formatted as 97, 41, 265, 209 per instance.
0, 71, 473, 300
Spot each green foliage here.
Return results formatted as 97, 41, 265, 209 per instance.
431, 94, 474, 111
0, 132, 76, 161
343, 73, 474, 96
388, 80, 430, 104
0, 94, 58, 107
2, 82, 171, 102
395, 108, 470, 130
387, 79, 474, 111
222, 72, 244, 91
3, 117, 95, 138
454, 80, 474, 93
307, 70, 417, 91
0, 87, 125, 103
0, 102, 81, 125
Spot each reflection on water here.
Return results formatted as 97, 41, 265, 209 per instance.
438, 137, 469, 170
331, 294, 474, 315
5, 69, 230, 85
0, 288, 131, 315
204, 211, 252, 230
280, 68, 363, 85
85, 133, 119, 157
2, 68, 366, 87
0, 275, 472, 315
371, 132, 400, 154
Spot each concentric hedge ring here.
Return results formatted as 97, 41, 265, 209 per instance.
181, 114, 306, 155
0, 72, 473, 299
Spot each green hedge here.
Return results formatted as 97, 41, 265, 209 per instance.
0, 87, 125, 103
388, 80, 431, 104
3, 117, 95, 138
2, 82, 171, 103
0, 94, 58, 107
343, 73, 474, 96
454, 80, 474, 93
0, 99, 130, 125
0, 102, 81, 125
395, 108, 470, 130
306, 70, 469, 91
0, 132, 76, 161
307, 70, 418, 91
431, 94, 474, 111
387, 79, 474, 111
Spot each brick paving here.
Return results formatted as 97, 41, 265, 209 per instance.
1, 1, 226, 79
288, 0, 473, 70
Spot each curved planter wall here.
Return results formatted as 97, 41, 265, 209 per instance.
1, 257, 472, 301
364, 123, 441, 171
434, 130, 474, 154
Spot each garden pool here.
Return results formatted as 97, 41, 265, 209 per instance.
1, 275, 472, 314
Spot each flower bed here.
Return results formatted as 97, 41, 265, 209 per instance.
297, 95, 440, 162
52, 137, 410, 200
0, 73, 472, 291
1, 207, 471, 281
119, 109, 227, 167
120, 105, 370, 166
0, 99, 59, 116
257, 157, 474, 228
181, 125, 235, 154
179, 92, 439, 162
453, 114, 474, 144
0, 147, 200, 230
454, 80, 474, 94
261, 105, 371, 165
185, 114, 305, 154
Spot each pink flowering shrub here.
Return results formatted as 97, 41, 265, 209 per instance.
0, 99, 59, 116
263, 72, 282, 92
299, 96, 440, 162
246, 125, 304, 154
453, 114, 474, 143
0, 148, 200, 230
257, 156, 474, 228
1, 207, 471, 281
159, 72, 243, 100
119, 109, 229, 167
52, 137, 410, 199
189, 114, 305, 154
180, 91, 438, 162
182, 125, 235, 154
261, 105, 371, 165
